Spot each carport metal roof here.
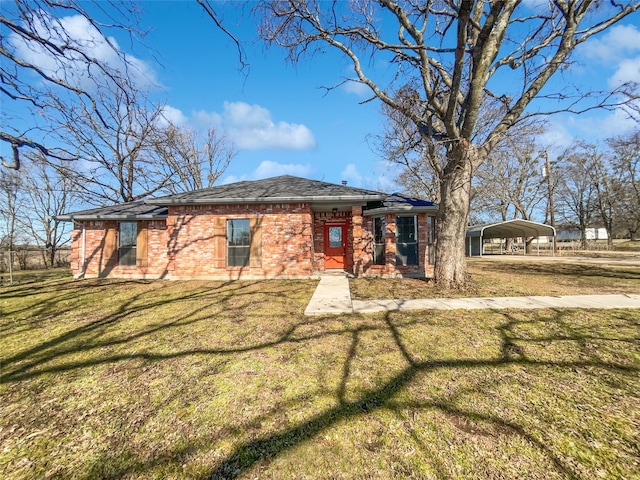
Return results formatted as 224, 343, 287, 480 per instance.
467, 219, 556, 239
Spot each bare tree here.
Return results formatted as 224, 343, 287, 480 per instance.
208, 0, 639, 287
50, 80, 178, 206
154, 125, 235, 193
20, 153, 77, 267
556, 146, 598, 248
588, 145, 620, 247
0, 169, 24, 251
609, 130, 640, 239
473, 128, 548, 223
1, 0, 144, 170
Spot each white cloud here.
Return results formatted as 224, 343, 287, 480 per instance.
158, 105, 188, 127
571, 107, 639, 140
536, 119, 575, 151
220, 161, 315, 184
582, 24, 640, 65
342, 80, 370, 97
340, 161, 402, 192
573, 23, 640, 90
253, 160, 315, 178
194, 102, 316, 150
191, 110, 222, 127
340, 163, 364, 185
609, 56, 640, 88
9, 12, 158, 90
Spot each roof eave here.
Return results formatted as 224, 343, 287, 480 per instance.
56, 213, 168, 222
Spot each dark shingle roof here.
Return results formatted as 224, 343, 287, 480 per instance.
58, 176, 438, 221
56, 201, 167, 221
363, 193, 437, 215
145, 175, 387, 205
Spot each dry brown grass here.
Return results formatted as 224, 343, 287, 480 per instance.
1, 266, 639, 479
350, 257, 640, 300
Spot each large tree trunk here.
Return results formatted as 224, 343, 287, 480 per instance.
434, 151, 473, 289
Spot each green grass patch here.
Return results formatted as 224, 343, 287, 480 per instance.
1, 276, 639, 479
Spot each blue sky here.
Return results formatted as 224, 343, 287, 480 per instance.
141, 1, 392, 190
4, 2, 640, 193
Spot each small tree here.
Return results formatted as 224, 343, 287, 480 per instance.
0, 169, 24, 253
472, 125, 548, 222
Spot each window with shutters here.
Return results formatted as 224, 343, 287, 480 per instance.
227, 219, 250, 267
119, 222, 137, 266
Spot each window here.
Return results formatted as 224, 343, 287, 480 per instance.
328, 226, 342, 248
427, 216, 436, 265
373, 217, 385, 265
119, 222, 137, 266
227, 219, 250, 267
396, 216, 418, 266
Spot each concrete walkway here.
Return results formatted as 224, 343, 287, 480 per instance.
304, 275, 640, 316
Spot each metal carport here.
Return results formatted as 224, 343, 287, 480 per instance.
466, 219, 556, 257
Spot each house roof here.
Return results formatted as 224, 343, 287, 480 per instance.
363, 193, 437, 216
56, 201, 168, 221
58, 176, 438, 220
146, 175, 387, 205
466, 219, 556, 239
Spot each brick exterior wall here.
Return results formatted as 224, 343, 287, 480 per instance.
70, 220, 168, 279
69, 202, 435, 280
353, 212, 435, 278
166, 203, 314, 279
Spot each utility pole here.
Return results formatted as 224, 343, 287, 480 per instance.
543, 150, 557, 254
543, 150, 556, 229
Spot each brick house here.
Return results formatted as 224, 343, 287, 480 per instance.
58, 175, 438, 279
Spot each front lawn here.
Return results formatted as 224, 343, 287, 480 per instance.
350, 257, 640, 300
1, 276, 639, 479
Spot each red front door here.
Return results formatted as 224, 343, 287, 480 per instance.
324, 223, 347, 269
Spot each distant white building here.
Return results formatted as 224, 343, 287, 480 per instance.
556, 227, 608, 241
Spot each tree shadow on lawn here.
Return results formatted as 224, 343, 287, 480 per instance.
200, 309, 639, 480
2, 281, 639, 479
0, 279, 314, 383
